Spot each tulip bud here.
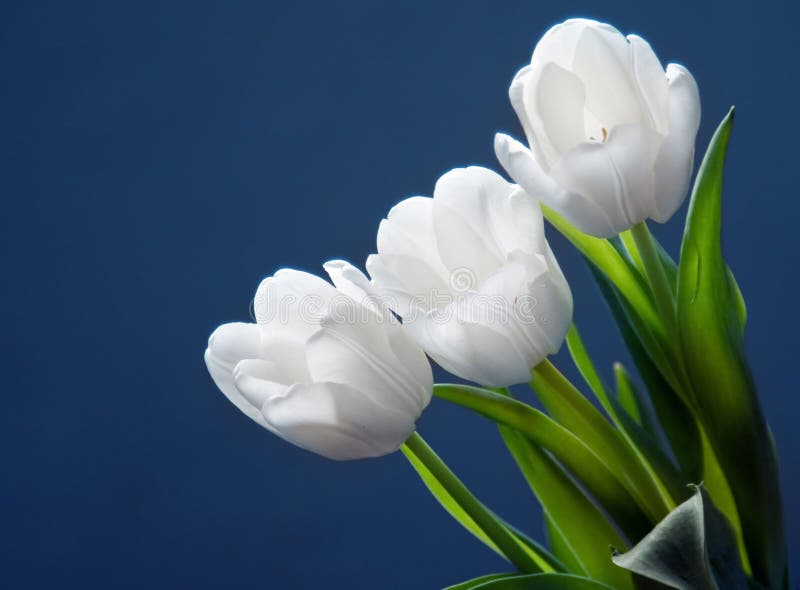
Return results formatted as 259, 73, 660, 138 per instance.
494, 18, 701, 238
367, 166, 573, 387
204, 261, 433, 460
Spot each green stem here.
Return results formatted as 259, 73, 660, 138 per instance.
401, 432, 541, 573
630, 221, 677, 340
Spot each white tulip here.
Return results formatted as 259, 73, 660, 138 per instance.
366, 166, 573, 387
204, 261, 433, 460
494, 18, 701, 238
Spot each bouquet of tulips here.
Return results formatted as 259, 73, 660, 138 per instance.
204, 19, 789, 590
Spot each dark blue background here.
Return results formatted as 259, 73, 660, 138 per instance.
3, 1, 797, 588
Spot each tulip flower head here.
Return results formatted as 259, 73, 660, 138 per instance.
495, 18, 701, 237
204, 261, 433, 460
367, 166, 573, 387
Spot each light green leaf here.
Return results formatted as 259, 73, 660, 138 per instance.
499, 428, 634, 590
443, 573, 516, 590
434, 384, 650, 541
615, 363, 643, 424
459, 572, 618, 589
676, 108, 787, 589
530, 361, 672, 523
401, 433, 554, 573
565, 326, 686, 509
544, 514, 575, 575
611, 487, 749, 590
726, 265, 747, 334
564, 324, 612, 412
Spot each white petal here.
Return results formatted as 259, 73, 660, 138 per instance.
253, 269, 337, 338
509, 65, 539, 150
232, 359, 292, 408
651, 64, 701, 223
549, 124, 661, 236
323, 259, 386, 318
571, 23, 647, 129
385, 323, 434, 403
495, 133, 619, 237
523, 62, 587, 165
407, 312, 532, 387
204, 322, 271, 429
532, 19, 623, 70
627, 34, 668, 133
367, 252, 450, 316
507, 187, 547, 255
515, 251, 574, 355
377, 197, 448, 275
305, 315, 430, 416
262, 382, 416, 460
432, 167, 510, 280
494, 133, 559, 197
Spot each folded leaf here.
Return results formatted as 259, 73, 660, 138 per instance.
611, 486, 749, 590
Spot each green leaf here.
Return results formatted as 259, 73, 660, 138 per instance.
615, 363, 643, 424
611, 486, 749, 590
455, 573, 618, 589
676, 108, 787, 589
498, 428, 634, 590
401, 433, 553, 573
565, 326, 686, 510
544, 514, 576, 575
434, 384, 650, 541
726, 265, 747, 334
564, 324, 613, 412
588, 262, 702, 486
530, 361, 672, 523
443, 574, 517, 590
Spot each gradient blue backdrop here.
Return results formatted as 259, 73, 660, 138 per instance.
3, 1, 797, 588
